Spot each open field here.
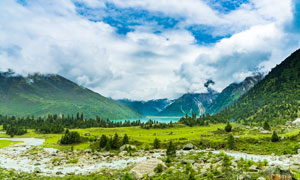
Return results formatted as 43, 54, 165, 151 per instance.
0, 140, 22, 148
1, 124, 300, 155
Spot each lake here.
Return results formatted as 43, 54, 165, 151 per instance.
114, 116, 181, 123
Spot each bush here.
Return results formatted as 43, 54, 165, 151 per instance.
60, 130, 82, 144
153, 138, 160, 149
227, 134, 235, 150
122, 172, 134, 180
225, 122, 232, 132
263, 121, 271, 130
271, 131, 279, 142
166, 141, 176, 157
154, 164, 164, 173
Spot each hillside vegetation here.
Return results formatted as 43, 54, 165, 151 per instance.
0, 72, 143, 120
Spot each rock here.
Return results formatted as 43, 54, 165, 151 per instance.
130, 158, 165, 179
181, 160, 195, 164
84, 133, 90, 136
257, 177, 266, 180
265, 165, 293, 180
297, 149, 300, 154
183, 143, 195, 150
56, 171, 63, 175
119, 144, 136, 152
33, 167, 41, 173
242, 175, 251, 180
249, 165, 258, 172
261, 130, 272, 134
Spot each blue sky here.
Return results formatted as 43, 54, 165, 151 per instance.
0, 0, 299, 100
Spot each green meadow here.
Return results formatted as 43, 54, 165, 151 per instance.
1, 124, 300, 155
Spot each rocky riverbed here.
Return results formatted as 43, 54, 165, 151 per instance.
0, 138, 299, 179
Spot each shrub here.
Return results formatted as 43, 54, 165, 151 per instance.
225, 122, 232, 132
227, 134, 235, 150
153, 138, 161, 149
271, 131, 279, 142
154, 164, 164, 173
166, 141, 176, 157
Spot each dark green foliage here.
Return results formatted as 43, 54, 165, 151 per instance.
112, 133, 119, 149
271, 131, 279, 142
122, 134, 129, 145
179, 114, 209, 127
207, 74, 262, 114
122, 172, 134, 180
154, 164, 164, 173
263, 121, 271, 130
227, 134, 235, 150
60, 130, 82, 144
207, 49, 300, 125
166, 141, 176, 157
153, 138, 161, 149
140, 120, 174, 129
100, 135, 108, 149
105, 140, 111, 151
5, 125, 27, 137
0, 72, 143, 119
225, 122, 232, 132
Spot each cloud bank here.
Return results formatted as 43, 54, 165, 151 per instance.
0, 0, 299, 100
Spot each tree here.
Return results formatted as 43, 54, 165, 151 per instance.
100, 135, 107, 149
166, 141, 176, 157
271, 131, 279, 142
112, 133, 119, 149
227, 134, 235, 150
122, 134, 129, 145
153, 138, 161, 149
105, 140, 111, 151
225, 122, 232, 132
263, 121, 271, 130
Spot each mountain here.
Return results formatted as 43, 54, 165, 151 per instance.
0, 71, 143, 119
117, 99, 174, 116
207, 74, 263, 114
212, 48, 300, 124
158, 90, 219, 116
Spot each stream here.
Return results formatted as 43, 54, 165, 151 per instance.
0, 138, 294, 176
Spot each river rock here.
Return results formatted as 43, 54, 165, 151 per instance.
257, 177, 266, 180
265, 165, 293, 180
249, 165, 258, 172
119, 144, 136, 152
130, 158, 165, 179
183, 143, 195, 150
33, 167, 41, 173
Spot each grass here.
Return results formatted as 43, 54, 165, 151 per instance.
0, 123, 299, 155
0, 140, 22, 148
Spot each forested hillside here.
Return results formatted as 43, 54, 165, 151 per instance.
0, 72, 143, 119
209, 49, 300, 124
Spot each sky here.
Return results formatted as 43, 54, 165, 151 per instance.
0, 0, 299, 100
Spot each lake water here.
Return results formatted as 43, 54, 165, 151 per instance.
114, 116, 181, 123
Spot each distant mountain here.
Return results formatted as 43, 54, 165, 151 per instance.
0, 72, 143, 119
158, 90, 219, 116
117, 98, 174, 116
207, 74, 263, 114
212, 48, 300, 124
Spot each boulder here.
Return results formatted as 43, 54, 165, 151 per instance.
265, 165, 293, 180
242, 175, 252, 180
183, 143, 195, 150
249, 165, 258, 172
130, 158, 165, 179
119, 144, 136, 152
257, 177, 266, 180
33, 167, 41, 173
84, 133, 90, 136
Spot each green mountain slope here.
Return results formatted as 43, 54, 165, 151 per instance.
158, 91, 219, 116
0, 72, 143, 119
207, 74, 263, 115
211, 48, 300, 124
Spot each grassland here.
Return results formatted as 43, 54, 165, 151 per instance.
0, 140, 22, 148
1, 123, 300, 155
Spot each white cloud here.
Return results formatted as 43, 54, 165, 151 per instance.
0, 0, 298, 101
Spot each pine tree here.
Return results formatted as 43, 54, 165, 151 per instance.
100, 135, 107, 149
122, 134, 129, 145
227, 134, 235, 150
153, 138, 160, 149
112, 133, 119, 149
166, 141, 176, 157
263, 121, 271, 130
225, 122, 232, 132
271, 131, 279, 142
105, 140, 111, 151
